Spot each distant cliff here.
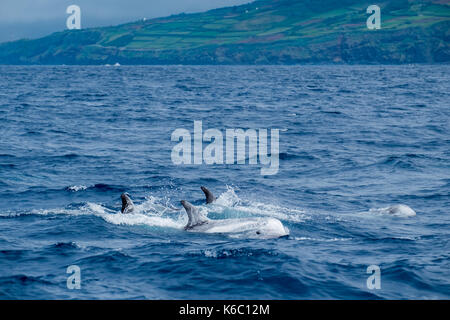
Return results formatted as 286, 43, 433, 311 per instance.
0, 0, 449, 64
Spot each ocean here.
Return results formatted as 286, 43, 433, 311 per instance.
0, 65, 449, 299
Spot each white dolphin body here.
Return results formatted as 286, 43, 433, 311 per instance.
370, 204, 416, 217
180, 200, 289, 239
385, 204, 416, 216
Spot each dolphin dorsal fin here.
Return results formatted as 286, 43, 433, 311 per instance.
180, 200, 209, 229
121, 193, 135, 214
200, 186, 216, 204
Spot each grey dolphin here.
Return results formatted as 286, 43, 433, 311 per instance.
201, 186, 216, 204
365, 204, 416, 217
180, 200, 209, 229
385, 204, 416, 216
180, 200, 289, 239
121, 193, 135, 214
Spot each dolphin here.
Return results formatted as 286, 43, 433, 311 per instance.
180, 200, 289, 239
180, 200, 209, 229
384, 204, 416, 217
367, 204, 416, 217
201, 186, 216, 204
121, 193, 135, 214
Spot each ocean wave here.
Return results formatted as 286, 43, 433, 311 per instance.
198, 248, 280, 259
50, 241, 81, 249
0, 274, 54, 286
209, 186, 308, 223
293, 237, 352, 242
66, 185, 88, 192
0, 65, 448, 299
64, 184, 126, 193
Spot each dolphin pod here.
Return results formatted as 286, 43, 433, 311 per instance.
119, 187, 417, 238
119, 186, 289, 238
120, 186, 214, 214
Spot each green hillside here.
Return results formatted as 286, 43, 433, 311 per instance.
0, 0, 449, 64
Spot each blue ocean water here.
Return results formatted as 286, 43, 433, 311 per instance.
0, 65, 449, 299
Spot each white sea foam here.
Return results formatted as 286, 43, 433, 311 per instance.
84, 200, 184, 229
67, 185, 87, 192
203, 249, 219, 258
210, 186, 308, 223
101, 212, 183, 228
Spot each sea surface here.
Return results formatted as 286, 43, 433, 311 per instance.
0, 65, 449, 299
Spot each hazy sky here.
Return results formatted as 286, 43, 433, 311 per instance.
0, 0, 251, 43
